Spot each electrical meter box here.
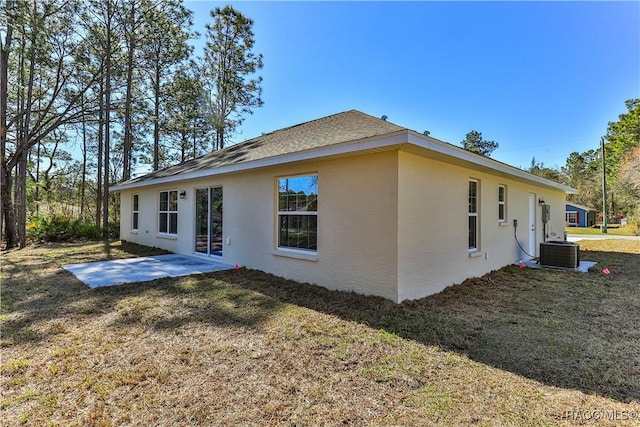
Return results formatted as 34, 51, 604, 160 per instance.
541, 205, 551, 223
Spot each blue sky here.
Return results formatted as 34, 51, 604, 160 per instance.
185, 1, 639, 170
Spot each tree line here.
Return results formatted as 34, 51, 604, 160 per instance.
1, 0, 263, 248
527, 99, 639, 224
461, 99, 639, 226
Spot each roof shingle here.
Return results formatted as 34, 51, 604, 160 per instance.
119, 110, 403, 186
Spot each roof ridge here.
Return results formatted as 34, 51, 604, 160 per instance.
201, 109, 396, 158
242, 109, 370, 141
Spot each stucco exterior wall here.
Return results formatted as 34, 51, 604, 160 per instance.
119, 151, 399, 301
396, 151, 567, 302
119, 184, 188, 254
118, 148, 567, 304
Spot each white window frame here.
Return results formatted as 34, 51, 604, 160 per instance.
498, 184, 506, 223
158, 189, 178, 236
566, 211, 578, 226
469, 179, 479, 252
277, 174, 318, 254
131, 194, 139, 232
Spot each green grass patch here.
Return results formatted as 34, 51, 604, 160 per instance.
567, 224, 640, 235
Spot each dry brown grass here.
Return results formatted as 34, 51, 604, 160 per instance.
1, 240, 639, 426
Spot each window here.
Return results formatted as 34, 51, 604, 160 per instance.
132, 194, 139, 231
566, 211, 578, 226
468, 180, 479, 250
498, 185, 506, 222
277, 175, 318, 252
159, 190, 178, 235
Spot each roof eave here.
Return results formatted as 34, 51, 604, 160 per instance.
404, 131, 578, 194
111, 129, 578, 195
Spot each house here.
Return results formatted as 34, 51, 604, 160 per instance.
111, 110, 577, 303
565, 202, 596, 228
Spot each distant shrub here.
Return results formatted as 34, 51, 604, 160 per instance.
74, 222, 101, 240
27, 217, 118, 242
107, 221, 120, 239
27, 217, 72, 242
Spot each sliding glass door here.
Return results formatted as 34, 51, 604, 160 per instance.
195, 187, 223, 256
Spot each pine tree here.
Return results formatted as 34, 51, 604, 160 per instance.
461, 130, 499, 157
141, 0, 193, 170
203, 5, 263, 150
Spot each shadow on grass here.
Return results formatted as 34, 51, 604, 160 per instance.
2, 241, 639, 404
1, 241, 282, 348
101, 273, 283, 331
209, 249, 640, 404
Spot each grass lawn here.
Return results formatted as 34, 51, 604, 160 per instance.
567, 224, 639, 236
2, 240, 639, 426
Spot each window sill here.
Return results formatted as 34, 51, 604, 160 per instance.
130, 230, 139, 234
273, 248, 318, 262
498, 221, 509, 227
157, 233, 178, 240
468, 250, 482, 258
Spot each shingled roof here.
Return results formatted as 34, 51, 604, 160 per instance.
116, 110, 403, 187
111, 109, 577, 194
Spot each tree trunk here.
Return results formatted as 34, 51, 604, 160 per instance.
122, 16, 135, 181
192, 123, 196, 160
153, 62, 161, 171
181, 134, 186, 163
96, 78, 103, 229
216, 127, 225, 151
0, 168, 17, 248
15, 146, 27, 247
34, 141, 40, 217
15, 1, 39, 248
103, 4, 112, 238
0, 9, 11, 246
80, 97, 87, 220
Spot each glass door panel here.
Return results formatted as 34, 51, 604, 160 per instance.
195, 188, 209, 254
210, 187, 223, 256
195, 187, 223, 256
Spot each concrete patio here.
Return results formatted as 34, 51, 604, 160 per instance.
63, 254, 234, 288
